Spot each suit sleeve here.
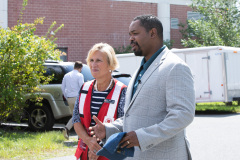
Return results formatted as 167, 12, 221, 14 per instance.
104, 117, 124, 139
135, 62, 195, 151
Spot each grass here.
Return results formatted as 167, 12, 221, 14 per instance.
196, 101, 240, 114
0, 128, 78, 160
0, 102, 239, 160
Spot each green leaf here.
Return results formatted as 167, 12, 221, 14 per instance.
0, 0, 64, 122
179, 0, 240, 48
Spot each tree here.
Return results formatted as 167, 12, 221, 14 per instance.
114, 45, 132, 54
0, 0, 64, 122
163, 39, 174, 49
179, 0, 240, 47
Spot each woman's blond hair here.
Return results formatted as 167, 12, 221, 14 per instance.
86, 43, 119, 70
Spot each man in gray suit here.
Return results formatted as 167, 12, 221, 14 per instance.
91, 14, 195, 160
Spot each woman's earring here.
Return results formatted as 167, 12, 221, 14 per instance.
109, 69, 112, 73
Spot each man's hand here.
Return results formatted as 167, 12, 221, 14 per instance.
119, 131, 140, 148
89, 115, 106, 140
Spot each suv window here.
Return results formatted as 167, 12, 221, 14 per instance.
61, 64, 74, 74
44, 65, 64, 84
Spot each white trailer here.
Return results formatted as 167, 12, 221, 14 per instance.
116, 53, 142, 76
171, 46, 240, 104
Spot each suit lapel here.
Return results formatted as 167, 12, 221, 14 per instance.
125, 48, 170, 112
125, 66, 141, 108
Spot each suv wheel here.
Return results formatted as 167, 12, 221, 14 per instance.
28, 104, 55, 131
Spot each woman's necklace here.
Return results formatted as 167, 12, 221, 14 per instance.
95, 78, 113, 91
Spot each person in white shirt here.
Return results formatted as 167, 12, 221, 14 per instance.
61, 61, 84, 140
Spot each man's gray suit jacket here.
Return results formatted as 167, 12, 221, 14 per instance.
105, 47, 195, 160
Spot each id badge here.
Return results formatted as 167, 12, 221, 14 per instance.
104, 99, 115, 104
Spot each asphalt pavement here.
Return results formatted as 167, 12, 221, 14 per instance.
47, 113, 240, 160
187, 113, 240, 160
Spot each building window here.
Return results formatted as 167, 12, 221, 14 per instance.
187, 11, 204, 20
57, 47, 68, 62
171, 18, 179, 29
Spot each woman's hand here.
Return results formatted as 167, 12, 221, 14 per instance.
88, 149, 99, 160
74, 122, 102, 159
85, 136, 102, 159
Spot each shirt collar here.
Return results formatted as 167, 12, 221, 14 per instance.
73, 69, 79, 73
140, 45, 166, 71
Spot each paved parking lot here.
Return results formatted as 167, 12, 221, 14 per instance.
41, 113, 240, 160
187, 113, 240, 160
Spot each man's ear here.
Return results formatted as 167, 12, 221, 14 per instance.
150, 28, 157, 38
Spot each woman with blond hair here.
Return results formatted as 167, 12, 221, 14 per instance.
73, 43, 127, 160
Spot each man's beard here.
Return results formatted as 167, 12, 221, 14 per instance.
131, 41, 142, 56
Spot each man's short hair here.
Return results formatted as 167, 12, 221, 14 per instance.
133, 14, 163, 39
74, 61, 83, 69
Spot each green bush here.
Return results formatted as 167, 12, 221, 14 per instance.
163, 39, 174, 49
0, 0, 63, 122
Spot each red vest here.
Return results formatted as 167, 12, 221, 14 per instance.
75, 79, 126, 160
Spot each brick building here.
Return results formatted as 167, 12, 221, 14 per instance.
1, 0, 193, 62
